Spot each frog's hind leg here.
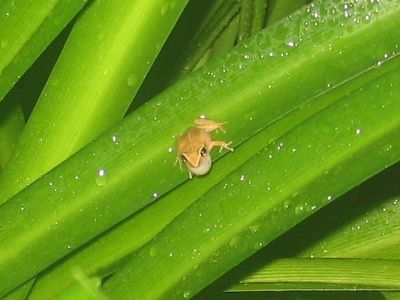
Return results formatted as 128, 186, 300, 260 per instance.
194, 118, 226, 133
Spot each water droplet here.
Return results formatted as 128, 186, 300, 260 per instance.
248, 223, 260, 233
327, 195, 333, 201
254, 241, 266, 250
168, 147, 174, 153
295, 205, 304, 214
183, 291, 192, 299
203, 227, 211, 233
112, 134, 119, 145
286, 40, 297, 47
153, 192, 159, 199
240, 174, 245, 181
355, 128, 362, 135
95, 168, 107, 187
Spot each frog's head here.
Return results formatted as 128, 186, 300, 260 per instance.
180, 146, 212, 176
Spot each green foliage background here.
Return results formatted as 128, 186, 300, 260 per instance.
0, 0, 400, 299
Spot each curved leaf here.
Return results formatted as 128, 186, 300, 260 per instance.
0, 0, 87, 102
0, 0, 189, 202
102, 66, 400, 299
0, 0, 399, 297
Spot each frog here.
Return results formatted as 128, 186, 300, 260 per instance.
177, 118, 233, 178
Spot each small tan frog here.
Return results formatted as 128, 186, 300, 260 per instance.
177, 118, 233, 178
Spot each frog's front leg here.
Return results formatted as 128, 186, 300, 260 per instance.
209, 140, 234, 152
174, 155, 183, 170
195, 118, 226, 133
175, 155, 194, 179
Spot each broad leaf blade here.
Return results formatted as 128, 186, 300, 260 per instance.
0, 0, 87, 102
0, 0, 189, 203
26, 49, 400, 300
228, 258, 400, 292
102, 68, 400, 298
0, 0, 399, 297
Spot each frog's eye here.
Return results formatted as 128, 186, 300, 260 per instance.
180, 155, 187, 162
200, 148, 207, 157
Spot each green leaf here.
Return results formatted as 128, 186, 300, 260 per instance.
0, 26, 67, 171
178, 0, 240, 76
264, 162, 400, 261
0, 0, 87, 102
25, 41, 400, 300
1, 279, 34, 300
1, 0, 400, 297
209, 14, 240, 59
238, 0, 254, 41
251, 0, 267, 34
0, 99, 24, 170
0, 0, 189, 203
227, 258, 400, 292
101, 65, 400, 298
265, 0, 309, 27
52, 271, 105, 300
131, 0, 228, 105
208, 157, 400, 297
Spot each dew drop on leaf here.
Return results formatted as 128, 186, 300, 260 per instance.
95, 168, 107, 187
183, 291, 191, 299
294, 205, 304, 215
111, 134, 119, 145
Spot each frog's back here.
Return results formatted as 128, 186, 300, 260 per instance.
178, 127, 210, 154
